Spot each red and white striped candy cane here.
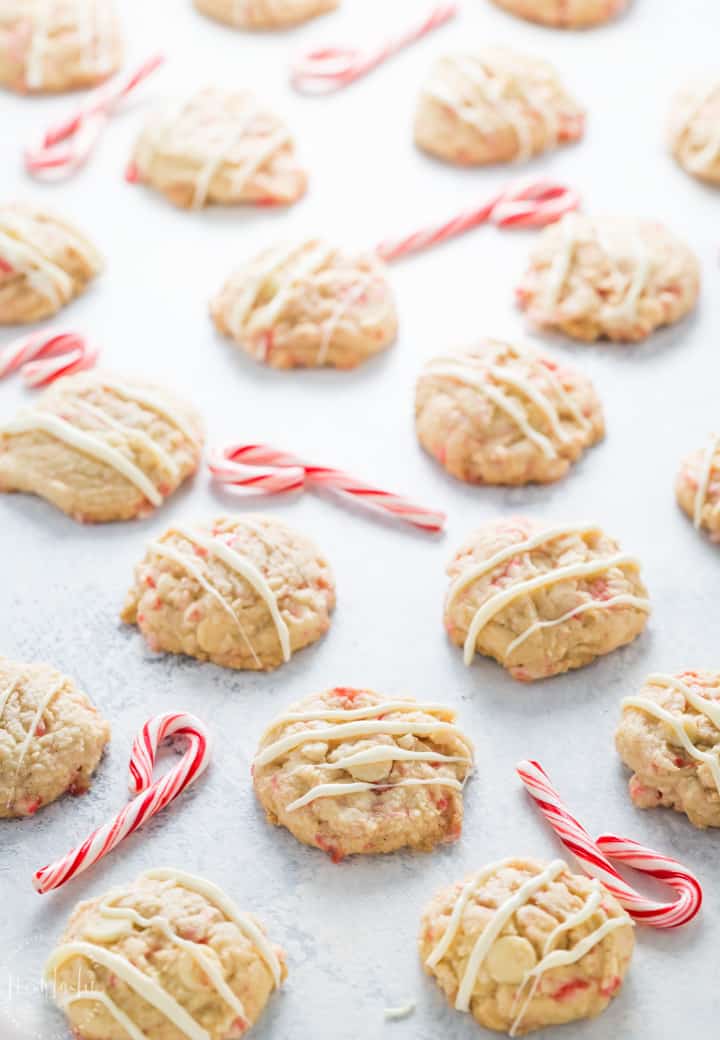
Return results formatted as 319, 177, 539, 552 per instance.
291, 3, 457, 93
209, 443, 446, 533
376, 179, 580, 262
24, 53, 165, 179
33, 712, 211, 894
516, 760, 702, 928
0, 329, 98, 387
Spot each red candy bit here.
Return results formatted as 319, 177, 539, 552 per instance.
600, 975, 622, 998
125, 161, 139, 183
315, 834, 344, 863
552, 978, 590, 1001
0, 258, 13, 274
145, 574, 157, 589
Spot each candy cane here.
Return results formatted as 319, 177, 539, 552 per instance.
24, 53, 165, 179
33, 712, 211, 894
209, 443, 446, 533
291, 3, 457, 94
376, 179, 580, 262
516, 760, 702, 928
0, 329, 99, 387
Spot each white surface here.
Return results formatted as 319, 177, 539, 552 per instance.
1, 1, 719, 1038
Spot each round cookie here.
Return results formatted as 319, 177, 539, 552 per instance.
516, 213, 700, 343
489, 0, 628, 28
414, 49, 584, 165
46, 868, 286, 1040
211, 239, 398, 370
129, 87, 307, 210
0, 0, 122, 93
668, 80, 720, 184
121, 515, 335, 671
0, 370, 204, 523
444, 518, 650, 681
616, 670, 720, 829
195, 0, 339, 29
0, 203, 102, 324
415, 339, 604, 486
419, 857, 633, 1036
676, 433, 720, 541
253, 686, 474, 861
0, 657, 109, 818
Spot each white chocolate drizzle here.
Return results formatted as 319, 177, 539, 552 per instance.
425, 53, 561, 163
99, 380, 201, 447
0, 411, 163, 506
504, 592, 651, 659
46, 868, 282, 1040
692, 433, 720, 528
446, 525, 643, 665
71, 398, 179, 481
245, 242, 336, 338
623, 673, 720, 794
15, 679, 63, 773
426, 860, 630, 1027
155, 524, 291, 662
544, 215, 651, 324
0, 680, 18, 722
255, 698, 473, 812
0, 213, 73, 306
672, 81, 720, 174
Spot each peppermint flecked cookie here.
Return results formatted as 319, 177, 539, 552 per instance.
668, 80, 720, 184
195, 0, 338, 29
211, 239, 398, 369
516, 213, 700, 343
414, 49, 584, 166
46, 868, 287, 1040
253, 687, 474, 861
0, 371, 204, 523
616, 671, 720, 829
0, 203, 102, 324
122, 515, 335, 671
489, 0, 628, 28
0, 0, 122, 93
415, 339, 604, 486
0, 657, 109, 818
419, 857, 634, 1036
676, 433, 720, 540
129, 87, 307, 210
444, 518, 650, 681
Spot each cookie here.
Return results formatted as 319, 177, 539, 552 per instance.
419, 857, 633, 1036
516, 213, 700, 343
0, 371, 204, 523
616, 670, 720, 829
129, 87, 307, 210
489, 0, 628, 28
0, 0, 122, 93
195, 0, 338, 29
676, 433, 720, 540
46, 868, 287, 1040
414, 49, 584, 166
668, 80, 720, 184
415, 339, 604, 486
253, 686, 474, 860
0, 657, 109, 818
0, 203, 102, 324
211, 239, 398, 369
444, 518, 650, 681
122, 515, 335, 671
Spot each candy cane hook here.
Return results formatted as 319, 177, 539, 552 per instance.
516, 760, 702, 928
25, 53, 165, 179
209, 443, 446, 533
376, 179, 580, 262
291, 4, 458, 94
33, 712, 211, 894
0, 329, 99, 387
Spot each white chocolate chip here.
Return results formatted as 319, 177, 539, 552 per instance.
301, 741, 329, 762
82, 918, 134, 943
486, 935, 538, 984
347, 759, 392, 782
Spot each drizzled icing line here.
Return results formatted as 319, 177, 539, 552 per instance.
255, 697, 473, 811
446, 525, 644, 665
622, 672, 720, 795
167, 524, 291, 662
425, 53, 561, 163
691, 433, 720, 528
426, 858, 630, 1035
672, 81, 720, 174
